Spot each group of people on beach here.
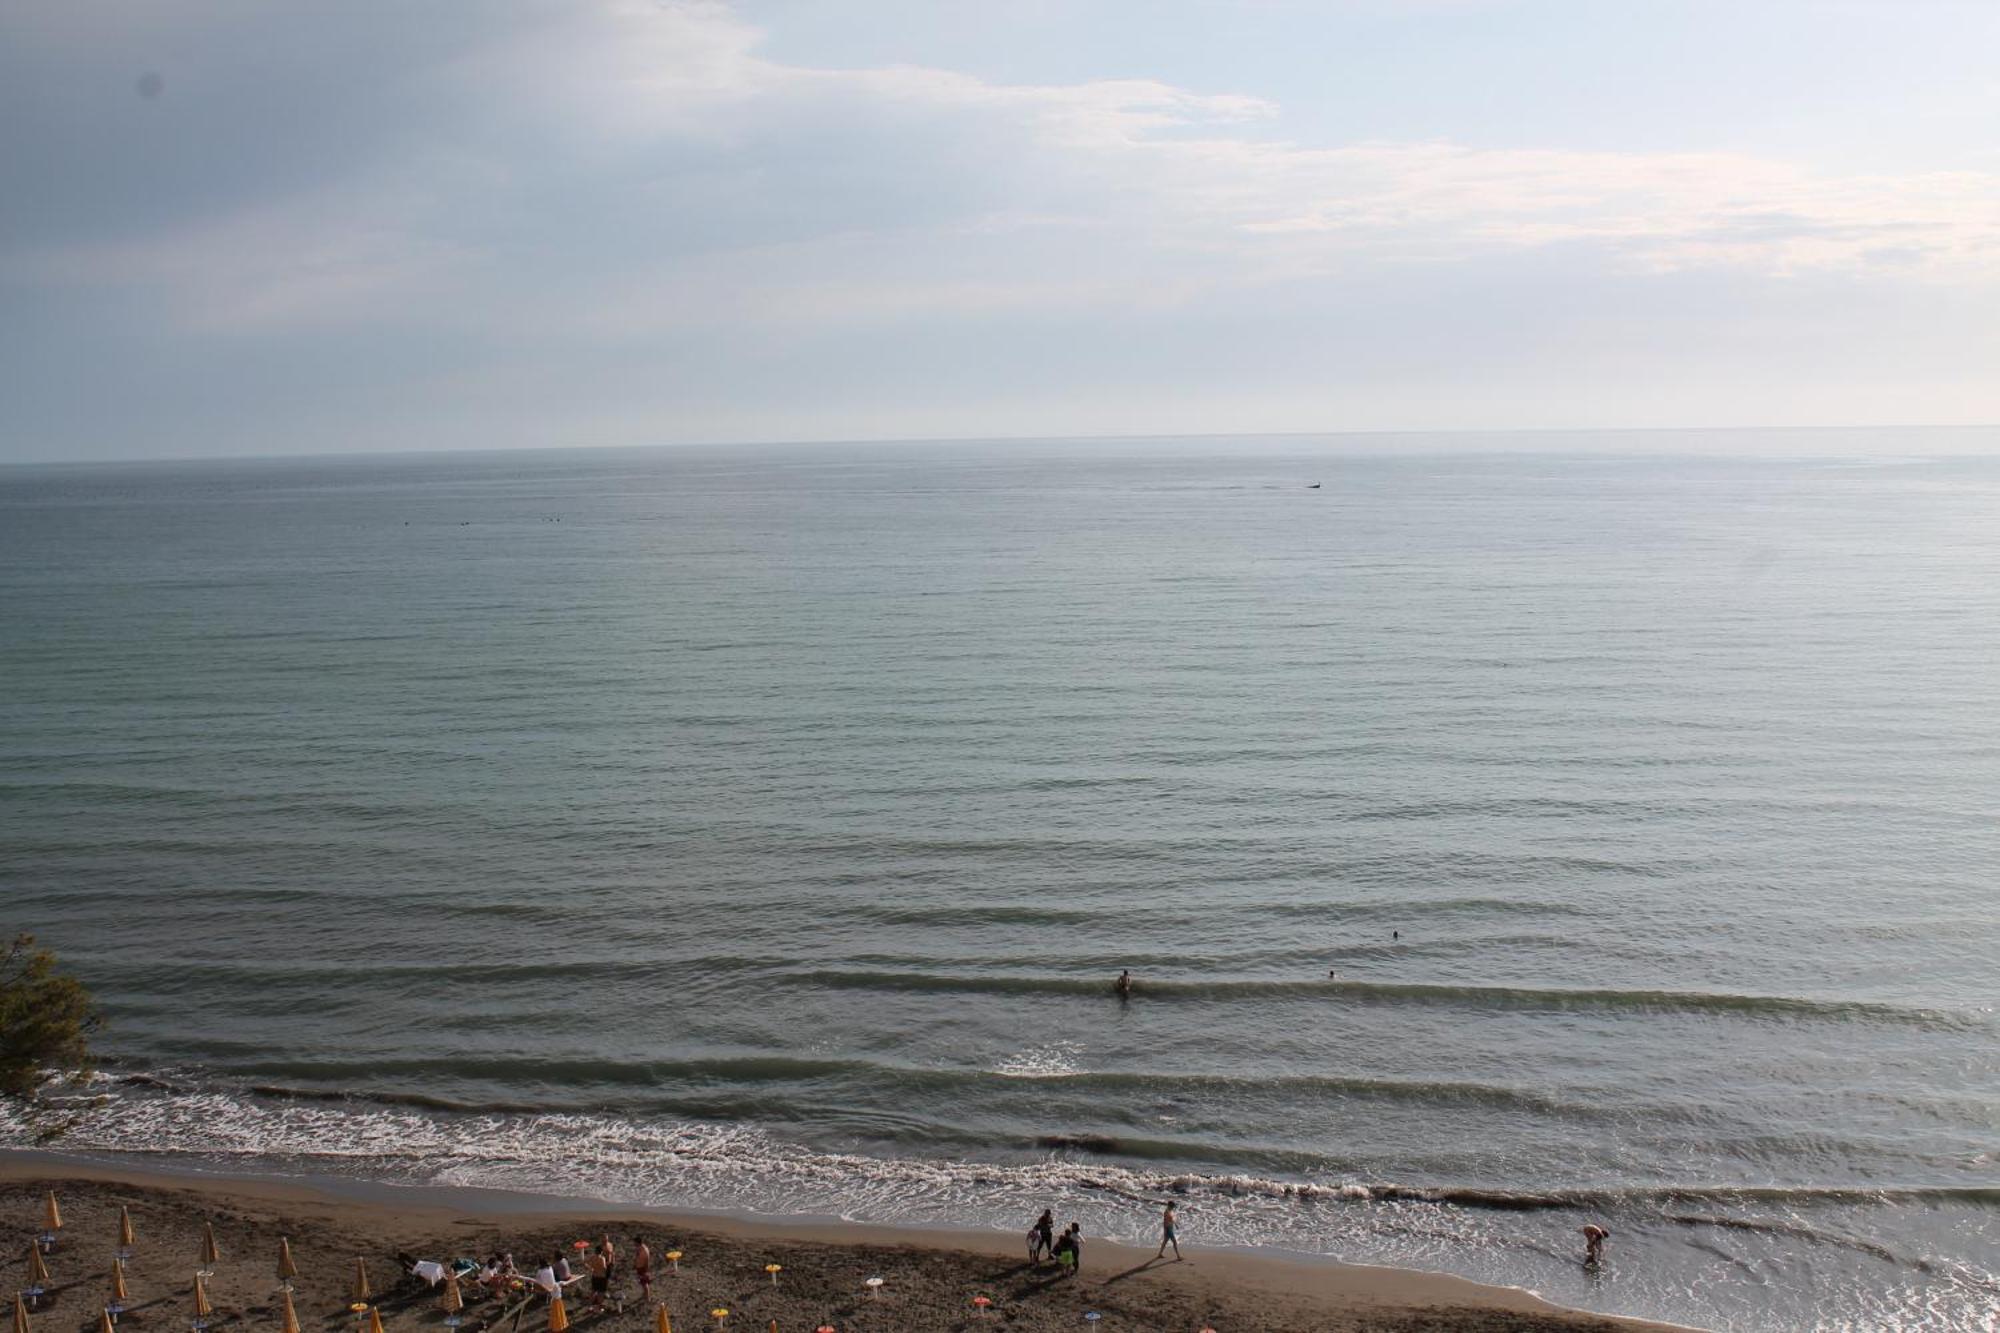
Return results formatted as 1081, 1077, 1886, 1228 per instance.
474, 1234, 655, 1312
1027, 1201, 1180, 1276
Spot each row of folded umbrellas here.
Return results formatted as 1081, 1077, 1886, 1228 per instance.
16, 1191, 445, 1333
15, 1193, 1051, 1333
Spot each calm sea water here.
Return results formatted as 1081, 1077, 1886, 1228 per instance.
2, 437, 1996, 1332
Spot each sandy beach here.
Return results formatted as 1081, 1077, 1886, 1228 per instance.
1, 1157, 1688, 1333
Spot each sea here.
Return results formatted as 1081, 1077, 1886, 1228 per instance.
1, 434, 1995, 1333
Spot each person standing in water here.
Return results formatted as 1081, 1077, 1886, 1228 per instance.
1156, 1201, 1180, 1260
1113, 969, 1133, 998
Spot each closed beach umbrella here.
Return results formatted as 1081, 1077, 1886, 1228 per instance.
98, 1311, 115, 1333
351, 1258, 371, 1303
110, 1260, 129, 1304
193, 1275, 213, 1319
441, 1275, 463, 1314
278, 1238, 298, 1284
117, 1208, 135, 1253
13, 1295, 29, 1333
654, 1308, 672, 1333
42, 1193, 62, 1234
200, 1224, 221, 1269
366, 1308, 385, 1333
25, 1243, 49, 1285
280, 1291, 301, 1333
547, 1297, 569, 1333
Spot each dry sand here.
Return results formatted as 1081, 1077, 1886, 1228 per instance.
1, 1158, 1692, 1333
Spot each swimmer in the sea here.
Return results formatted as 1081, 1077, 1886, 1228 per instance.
1113, 969, 1132, 997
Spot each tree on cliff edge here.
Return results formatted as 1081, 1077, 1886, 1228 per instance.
0, 935, 98, 1098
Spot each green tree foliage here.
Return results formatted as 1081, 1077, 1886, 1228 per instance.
0, 935, 98, 1098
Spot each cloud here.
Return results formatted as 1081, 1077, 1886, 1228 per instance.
3, 0, 1998, 459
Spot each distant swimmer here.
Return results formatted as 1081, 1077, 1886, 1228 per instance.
1393, 930, 1399, 941
1307, 483, 1321, 489
1581, 1224, 1609, 1267
1113, 969, 1133, 998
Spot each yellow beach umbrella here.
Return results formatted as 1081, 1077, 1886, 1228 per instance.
547, 1297, 569, 1333
278, 1237, 298, 1284
13, 1295, 30, 1333
280, 1291, 301, 1333
351, 1258, 371, 1303
441, 1275, 464, 1314
654, 1309, 672, 1333
193, 1275, 213, 1320
117, 1207, 135, 1254
110, 1260, 129, 1305
367, 1307, 386, 1333
25, 1243, 49, 1286
199, 1223, 221, 1271
42, 1193, 62, 1234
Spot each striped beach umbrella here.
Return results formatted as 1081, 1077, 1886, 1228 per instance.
350, 1258, 371, 1303
277, 1238, 298, 1286
547, 1297, 569, 1333
280, 1291, 301, 1333
193, 1275, 214, 1320
441, 1274, 464, 1315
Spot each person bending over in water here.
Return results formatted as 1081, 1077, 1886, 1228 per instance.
1581, 1224, 1609, 1267
1113, 969, 1132, 998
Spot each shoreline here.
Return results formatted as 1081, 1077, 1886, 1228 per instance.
0, 1150, 1695, 1332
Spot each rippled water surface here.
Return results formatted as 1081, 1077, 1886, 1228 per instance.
2, 438, 1997, 1331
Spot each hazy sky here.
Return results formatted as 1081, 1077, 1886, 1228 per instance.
5, 0, 1999, 462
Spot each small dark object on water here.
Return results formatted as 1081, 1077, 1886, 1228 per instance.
1113, 968, 1132, 998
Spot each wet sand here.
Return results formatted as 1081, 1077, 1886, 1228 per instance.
0, 1157, 1692, 1333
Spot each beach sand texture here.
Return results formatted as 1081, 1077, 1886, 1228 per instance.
0, 1167, 1685, 1333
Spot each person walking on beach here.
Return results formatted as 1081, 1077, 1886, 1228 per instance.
1581, 1224, 1609, 1267
632, 1236, 652, 1305
1029, 1209, 1055, 1263
1156, 1201, 1181, 1261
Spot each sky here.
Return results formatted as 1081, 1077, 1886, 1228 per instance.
3, 0, 1999, 462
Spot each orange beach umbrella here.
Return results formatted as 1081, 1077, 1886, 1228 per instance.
351, 1258, 371, 1302
117, 1207, 135, 1251
279, 1291, 301, 1333
199, 1223, 221, 1268
42, 1193, 61, 1233
12, 1295, 29, 1333
547, 1297, 569, 1333
654, 1310, 672, 1333
109, 1260, 129, 1304
367, 1308, 386, 1333
192, 1276, 213, 1320
277, 1237, 298, 1283
97, 1311, 114, 1333
24, 1243, 48, 1286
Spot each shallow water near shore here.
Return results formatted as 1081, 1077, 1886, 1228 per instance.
2, 435, 1997, 1332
